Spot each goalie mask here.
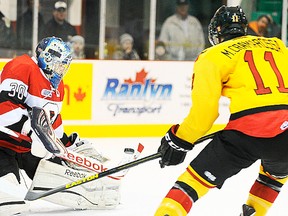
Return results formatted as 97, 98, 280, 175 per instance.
36, 37, 72, 89
208, 5, 248, 46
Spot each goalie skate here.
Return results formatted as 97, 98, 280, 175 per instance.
240, 204, 255, 216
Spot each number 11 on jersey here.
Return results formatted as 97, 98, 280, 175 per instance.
244, 50, 288, 95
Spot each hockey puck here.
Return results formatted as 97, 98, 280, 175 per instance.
124, 148, 135, 154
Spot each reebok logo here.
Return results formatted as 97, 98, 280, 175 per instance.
63, 151, 108, 173
64, 169, 87, 179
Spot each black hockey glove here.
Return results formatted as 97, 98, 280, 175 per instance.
158, 124, 194, 168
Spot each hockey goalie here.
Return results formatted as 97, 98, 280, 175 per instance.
0, 37, 138, 215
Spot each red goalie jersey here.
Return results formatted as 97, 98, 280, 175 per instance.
0, 54, 65, 153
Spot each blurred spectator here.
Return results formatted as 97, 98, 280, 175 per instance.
69, 35, 85, 59
16, 0, 45, 50
247, 14, 271, 37
112, 45, 123, 60
0, 11, 15, 49
159, 0, 205, 61
113, 33, 140, 60
155, 41, 171, 60
42, 1, 77, 41
267, 15, 281, 38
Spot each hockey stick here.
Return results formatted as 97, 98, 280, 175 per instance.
25, 152, 161, 201
0, 124, 144, 180
194, 131, 216, 144
24, 125, 216, 201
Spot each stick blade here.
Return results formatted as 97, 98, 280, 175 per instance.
24, 190, 43, 201
25, 184, 66, 201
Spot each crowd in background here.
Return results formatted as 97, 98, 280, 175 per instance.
0, 0, 283, 61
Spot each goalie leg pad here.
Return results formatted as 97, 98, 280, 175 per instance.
0, 173, 29, 215
29, 159, 121, 209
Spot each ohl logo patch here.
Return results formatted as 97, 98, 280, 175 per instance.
102, 68, 173, 100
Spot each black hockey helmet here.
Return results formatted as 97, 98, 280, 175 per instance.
208, 5, 248, 45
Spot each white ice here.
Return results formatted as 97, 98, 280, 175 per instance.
17, 137, 288, 216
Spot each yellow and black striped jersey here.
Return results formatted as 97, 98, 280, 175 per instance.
177, 35, 288, 143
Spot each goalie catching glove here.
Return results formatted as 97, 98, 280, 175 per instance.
158, 124, 194, 168
64, 132, 110, 170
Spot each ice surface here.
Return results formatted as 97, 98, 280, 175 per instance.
14, 138, 288, 215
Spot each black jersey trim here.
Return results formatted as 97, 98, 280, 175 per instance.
230, 105, 288, 120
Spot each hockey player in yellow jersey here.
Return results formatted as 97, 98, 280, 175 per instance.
154, 5, 288, 216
